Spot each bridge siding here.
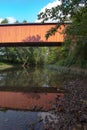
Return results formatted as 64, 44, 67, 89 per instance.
0, 24, 64, 44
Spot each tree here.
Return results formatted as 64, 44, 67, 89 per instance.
38, 0, 87, 39
37, 0, 87, 67
22, 20, 27, 23
63, 6, 87, 67
1, 18, 8, 24
15, 20, 19, 23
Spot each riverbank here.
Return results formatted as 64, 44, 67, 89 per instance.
0, 62, 23, 70
0, 62, 14, 70
45, 78, 87, 130
1, 62, 87, 74
47, 65, 87, 76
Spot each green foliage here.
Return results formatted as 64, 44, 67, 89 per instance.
37, 0, 86, 39
37, 0, 87, 68
22, 20, 27, 23
62, 6, 87, 68
0, 47, 49, 66
46, 47, 62, 64
15, 20, 19, 23
1, 18, 8, 24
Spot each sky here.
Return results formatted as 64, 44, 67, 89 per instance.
0, 0, 61, 23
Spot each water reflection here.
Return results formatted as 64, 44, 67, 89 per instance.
0, 91, 63, 111
0, 91, 63, 130
0, 109, 59, 130
0, 66, 86, 130
0, 110, 45, 130
0, 67, 63, 90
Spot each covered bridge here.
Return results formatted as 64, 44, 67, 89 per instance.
0, 23, 66, 47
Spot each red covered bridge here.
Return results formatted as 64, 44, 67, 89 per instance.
0, 23, 66, 47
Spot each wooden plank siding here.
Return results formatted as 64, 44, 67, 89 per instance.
0, 23, 65, 47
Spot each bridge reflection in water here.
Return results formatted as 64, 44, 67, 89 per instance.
0, 88, 64, 130
0, 91, 64, 111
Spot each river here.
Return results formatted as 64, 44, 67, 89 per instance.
0, 66, 63, 87
0, 66, 86, 130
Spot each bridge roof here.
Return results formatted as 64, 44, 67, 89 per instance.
0, 22, 70, 26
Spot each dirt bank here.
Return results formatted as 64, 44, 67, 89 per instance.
49, 77, 87, 130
